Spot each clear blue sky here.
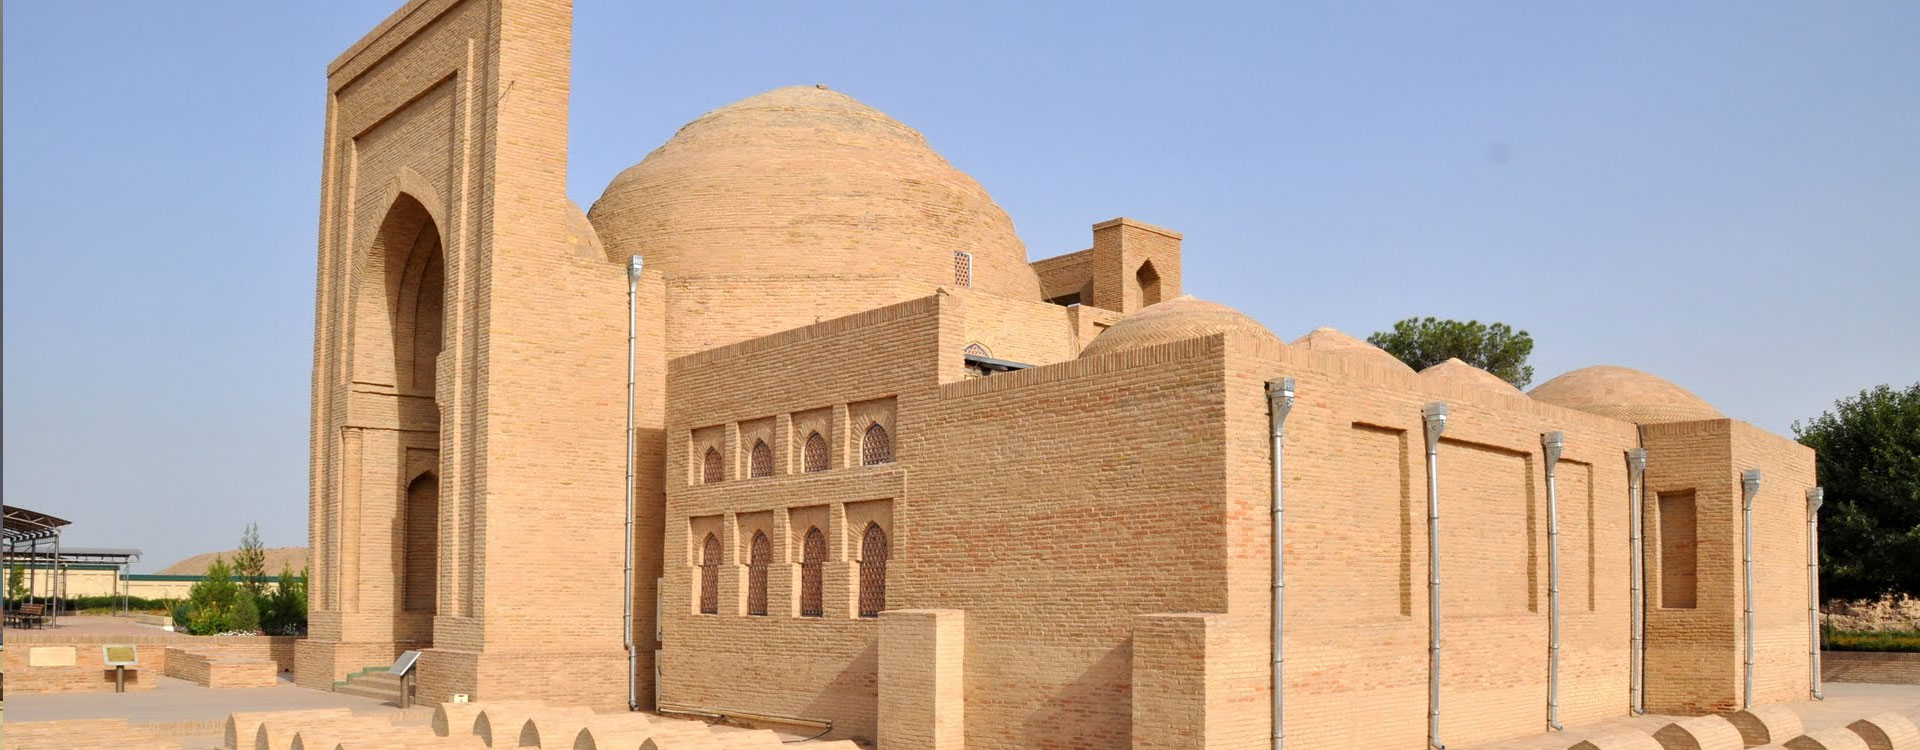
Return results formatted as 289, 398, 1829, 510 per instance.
5, 2, 1916, 570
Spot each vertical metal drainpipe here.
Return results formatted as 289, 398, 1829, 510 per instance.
1806, 487, 1824, 700
1423, 402, 1449, 750
1542, 432, 1566, 731
624, 255, 644, 712
1741, 469, 1762, 709
1266, 378, 1295, 750
1626, 448, 1648, 715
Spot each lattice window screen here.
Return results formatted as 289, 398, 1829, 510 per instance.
859, 523, 889, 618
803, 432, 828, 473
862, 423, 893, 466
699, 534, 721, 614
747, 532, 771, 616
801, 527, 826, 617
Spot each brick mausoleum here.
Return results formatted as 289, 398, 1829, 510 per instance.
298, 0, 1822, 747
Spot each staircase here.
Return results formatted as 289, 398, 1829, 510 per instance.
332, 667, 404, 705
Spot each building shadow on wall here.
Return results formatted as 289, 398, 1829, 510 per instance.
801, 639, 878, 745
1021, 643, 1132, 748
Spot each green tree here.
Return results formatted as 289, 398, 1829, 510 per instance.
8, 565, 26, 601
234, 522, 268, 599
231, 590, 261, 633
1795, 382, 1920, 601
1368, 317, 1536, 388
263, 566, 309, 635
185, 557, 242, 635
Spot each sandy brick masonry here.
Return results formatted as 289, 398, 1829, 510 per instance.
1826, 652, 1920, 686
297, 0, 1827, 746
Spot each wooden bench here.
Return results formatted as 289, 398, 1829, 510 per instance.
7, 603, 49, 629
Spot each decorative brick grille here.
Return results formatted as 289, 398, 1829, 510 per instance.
702, 447, 723, 484
962, 342, 990, 358
803, 432, 828, 473
699, 533, 721, 615
800, 527, 826, 617
749, 440, 773, 478
747, 531, 770, 616
861, 423, 893, 466
859, 523, 889, 618
953, 251, 972, 287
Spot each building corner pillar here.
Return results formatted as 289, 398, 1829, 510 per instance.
879, 609, 965, 750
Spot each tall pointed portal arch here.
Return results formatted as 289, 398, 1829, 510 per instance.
307, 0, 643, 709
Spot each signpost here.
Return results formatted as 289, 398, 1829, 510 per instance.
388, 650, 421, 708
102, 645, 138, 693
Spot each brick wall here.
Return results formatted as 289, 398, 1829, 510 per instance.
1822, 651, 1920, 685
163, 646, 279, 688
4, 634, 171, 693
1229, 334, 1644, 749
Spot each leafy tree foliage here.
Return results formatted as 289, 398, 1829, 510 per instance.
1367, 317, 1536, 388
1795, 382, 1920, 601
260, 566, 309, 636
8, 565, 26, 601
185, 557, 243, 634
235, 522, 268, 598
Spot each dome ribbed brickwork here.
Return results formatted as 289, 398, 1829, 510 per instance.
1528, 365, 1722, 424
1079, 296, 1280, 358
1290, 327, 1415, 374
1419, 357, 1523, 396
589, 86, 1042, 301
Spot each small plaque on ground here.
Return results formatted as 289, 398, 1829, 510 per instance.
388, 649, 421, 676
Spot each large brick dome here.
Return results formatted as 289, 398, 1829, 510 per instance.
1528, 365, 1722, 424
1079, 296, 1280, 358
589, 85, 1042, 302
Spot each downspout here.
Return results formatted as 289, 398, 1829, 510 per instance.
1541, 432, 1566, 732
624, 254, 644, 712
1806, 487, 1824, 700
1741, 469, 1761, 709
1422, 402, 1448, 750
1626, 448, 1648, 715
1266, 378, 1295, 750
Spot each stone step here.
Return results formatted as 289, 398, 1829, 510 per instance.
335, 670, 404, 704
336, 681, 401, 702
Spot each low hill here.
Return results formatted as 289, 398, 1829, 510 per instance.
158, 547, 308, 576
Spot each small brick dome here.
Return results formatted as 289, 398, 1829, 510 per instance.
564, 200, 602, 259
589, 86, 1042, 301
1419, 357, 1522, 396
1528, 365, 1722, 424
1290, 327, 1415, 374
1079, 296, 1280, 358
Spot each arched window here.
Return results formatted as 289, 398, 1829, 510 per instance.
702, 447, 723, 484
800, 527, 826, 617
862, 423, 893, 466
1137, 260, 1162, 307
699, 533, 721, 615
749, 440, 773, 478
803, 432, 828, 473
859, 523, 889, 618
747, 531, 771, 616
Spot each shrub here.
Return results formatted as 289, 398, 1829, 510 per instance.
260, 566, 308, 635
58, 595, 180, 613
182, 557, 244, 635
231, 591, 261, 633
1824, 629, 1920, 653
172, 601, 191, 629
